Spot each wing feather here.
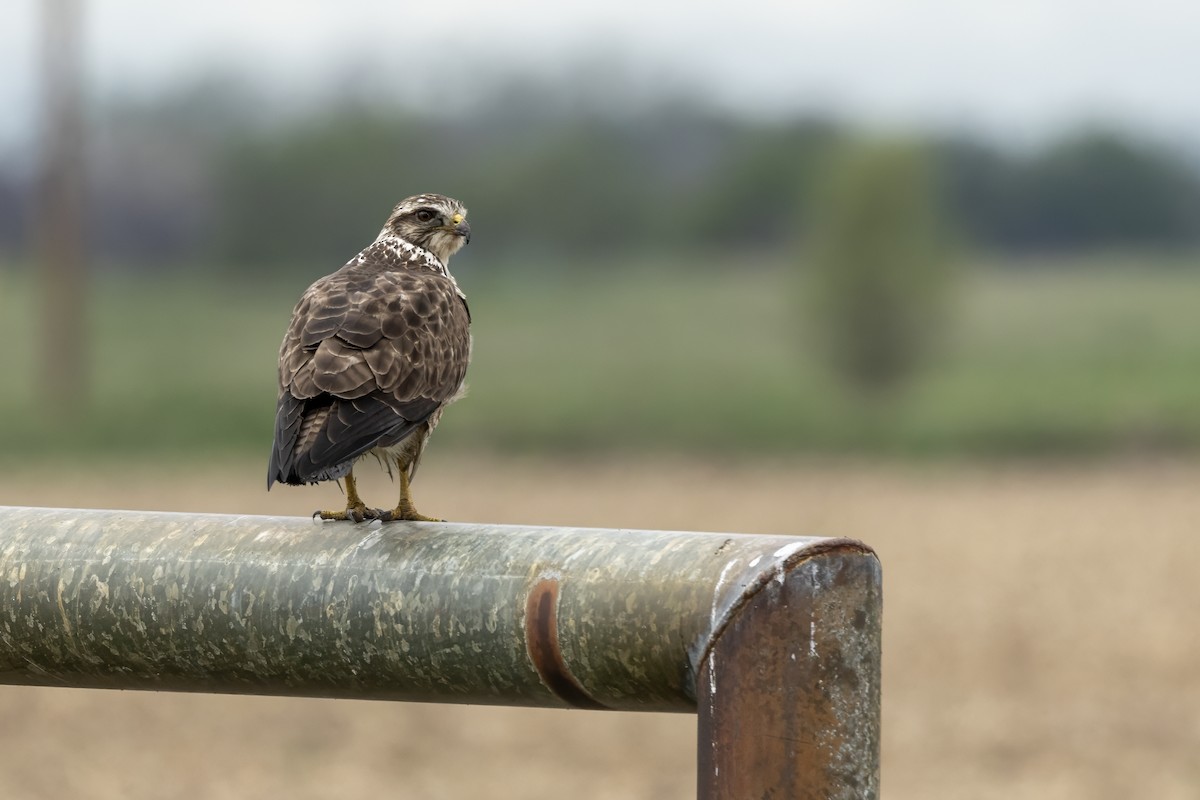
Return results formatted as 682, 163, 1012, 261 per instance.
267, 243, 471, 488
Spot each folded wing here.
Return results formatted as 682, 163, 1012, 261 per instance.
268, 264, 471, 487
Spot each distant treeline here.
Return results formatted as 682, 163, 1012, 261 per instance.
3, 80, 1199, 270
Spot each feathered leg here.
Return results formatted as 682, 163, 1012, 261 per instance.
378, 460, 442, 522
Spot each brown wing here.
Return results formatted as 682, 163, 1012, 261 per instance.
268, 262, 470, 487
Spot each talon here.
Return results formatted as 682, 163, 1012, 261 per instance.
314, 504, 373, 522
311, 464, 445, 523
310, 472, 376, 522
380, 507, 443, 523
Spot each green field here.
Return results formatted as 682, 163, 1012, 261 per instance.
3, 255, 1200, 459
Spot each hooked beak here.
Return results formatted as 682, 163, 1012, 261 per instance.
449, 213, 471, 244
454, 220, 471, 244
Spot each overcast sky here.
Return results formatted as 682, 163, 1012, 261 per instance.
2, 0, 1198, 152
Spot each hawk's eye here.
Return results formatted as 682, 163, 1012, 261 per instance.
415, 208, 437, 223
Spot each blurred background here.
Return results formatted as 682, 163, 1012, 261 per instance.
0, 2, 1197, 799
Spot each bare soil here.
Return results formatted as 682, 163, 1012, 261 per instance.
1, 455, 1197, 799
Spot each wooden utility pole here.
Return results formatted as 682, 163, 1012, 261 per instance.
37, 0, 88, 414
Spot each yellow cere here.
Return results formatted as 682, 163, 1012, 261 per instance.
451, 213, 463, 224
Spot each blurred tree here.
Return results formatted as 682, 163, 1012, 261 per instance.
932, 137, 1020, 248
1011, 131, 1200, 251
10, 71, 1200, 269
805, 140, 956, 397
467, 117, 663, 257
214, 111, 436, 269
684, 120, 839, 250
935, 130, 1200, 254
89, 77, 254, 264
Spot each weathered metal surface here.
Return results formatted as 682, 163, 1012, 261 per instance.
697, 543, 882, 799
0, 506, 877, 720
1, 506, 883, 793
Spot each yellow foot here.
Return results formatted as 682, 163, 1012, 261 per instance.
313, 504, 373, 522
376, 506, 444, 522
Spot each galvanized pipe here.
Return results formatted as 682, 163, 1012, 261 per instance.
0, 506, 880, 796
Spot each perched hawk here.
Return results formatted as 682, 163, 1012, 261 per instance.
267, 193, 472, 522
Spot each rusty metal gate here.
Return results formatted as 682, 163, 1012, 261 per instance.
0, 507, 881, 798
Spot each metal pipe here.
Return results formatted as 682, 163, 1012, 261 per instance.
697, 541, 882, 799
0, 506, 880, 794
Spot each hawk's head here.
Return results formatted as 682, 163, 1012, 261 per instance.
380, 193, 471, 266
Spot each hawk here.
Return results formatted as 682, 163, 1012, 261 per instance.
267, 193, 472, 522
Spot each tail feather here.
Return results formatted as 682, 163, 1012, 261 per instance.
267, 391, 438, 488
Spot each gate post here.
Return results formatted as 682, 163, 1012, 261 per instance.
697, 542, 882, 799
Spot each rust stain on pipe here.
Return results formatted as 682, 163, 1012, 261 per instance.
524, 578, 607, 710
697, 548, 882, 799
693, 537, 876, 676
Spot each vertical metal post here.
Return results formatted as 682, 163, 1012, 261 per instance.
697, 545, 882, 799
37, 0, 88, 414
